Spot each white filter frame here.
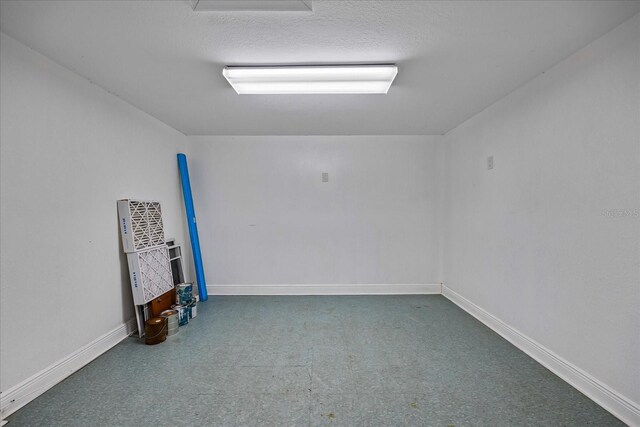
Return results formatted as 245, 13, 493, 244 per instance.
127, 245, 174, 305
118, 200, 165, 252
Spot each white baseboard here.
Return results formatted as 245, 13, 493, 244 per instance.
442, 285, 640, 427
0, 318, 137, 420
207, 283, 442, 295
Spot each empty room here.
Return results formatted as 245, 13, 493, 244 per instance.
0, 1, 638, 426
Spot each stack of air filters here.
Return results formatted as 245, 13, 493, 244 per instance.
118, 200, 175, 338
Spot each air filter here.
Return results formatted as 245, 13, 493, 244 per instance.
127, 245, 174, 305
118, 200, 165, 253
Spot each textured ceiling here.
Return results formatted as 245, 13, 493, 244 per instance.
1, 1, 638, 136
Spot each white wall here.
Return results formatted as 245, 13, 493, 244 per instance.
2, 7, 637, 421
0, 33, 191, 393
442, 13, 639, 406
188, 135, 443, 287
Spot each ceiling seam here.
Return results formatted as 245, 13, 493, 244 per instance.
442, 10, 640, 137
0, 31, 189, 138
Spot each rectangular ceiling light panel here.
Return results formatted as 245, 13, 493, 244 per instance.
192, 0, 311, 12
222, 65, 398, 94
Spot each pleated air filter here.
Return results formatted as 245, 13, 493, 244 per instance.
127, 245, 174, 305
118, 200, 165, 253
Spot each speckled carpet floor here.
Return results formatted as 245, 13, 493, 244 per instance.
5, 295, 623, 426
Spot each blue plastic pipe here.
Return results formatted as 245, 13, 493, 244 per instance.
177, 153, 208, 301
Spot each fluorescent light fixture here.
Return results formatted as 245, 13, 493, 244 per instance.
191, 0, 312, 12
222, 65, 398, 94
